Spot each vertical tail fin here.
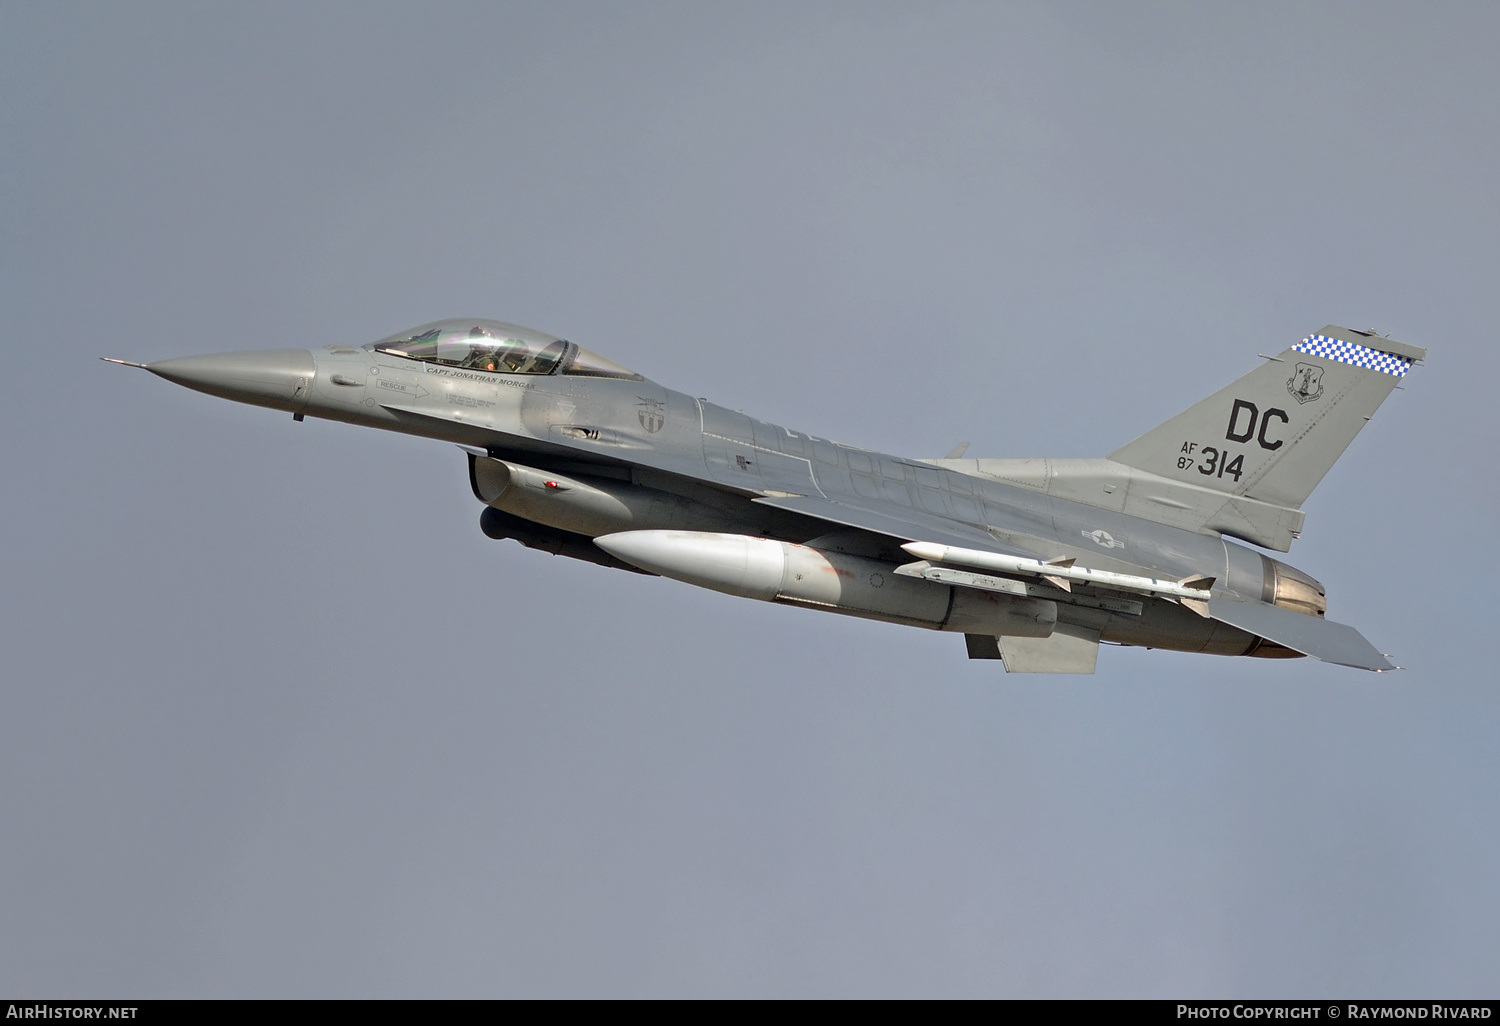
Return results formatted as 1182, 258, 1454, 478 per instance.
1109, 325, 1425, 510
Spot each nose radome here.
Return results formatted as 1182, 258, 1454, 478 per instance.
147, 349, 316, 412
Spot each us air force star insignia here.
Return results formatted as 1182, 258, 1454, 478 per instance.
1083, 529, 1124, 549
635, 397, 666, 433
1287, 362, 1324, 404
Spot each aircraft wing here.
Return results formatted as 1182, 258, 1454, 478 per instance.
751, 493, 1041, 557
1206, 599, 1394, 671
772, 495, 1398, 671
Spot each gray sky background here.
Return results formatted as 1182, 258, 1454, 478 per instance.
2, 1, 1498, 998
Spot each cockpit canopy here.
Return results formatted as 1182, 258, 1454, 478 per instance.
367, 319, 641, 380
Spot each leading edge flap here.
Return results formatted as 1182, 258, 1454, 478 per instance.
751, 493, 1039, 557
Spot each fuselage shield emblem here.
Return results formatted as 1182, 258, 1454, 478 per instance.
636, 397, 666, 433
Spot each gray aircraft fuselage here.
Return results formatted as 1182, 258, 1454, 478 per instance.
115, 317, 1422, 672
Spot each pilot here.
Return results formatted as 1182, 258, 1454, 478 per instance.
463, 326, 501, 371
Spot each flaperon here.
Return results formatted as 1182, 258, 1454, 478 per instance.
106, 320, 1424, 673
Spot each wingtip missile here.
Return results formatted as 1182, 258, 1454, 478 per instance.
901, 541, 1223, 603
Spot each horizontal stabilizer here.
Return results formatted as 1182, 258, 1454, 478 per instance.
1208, 599, 1393, 671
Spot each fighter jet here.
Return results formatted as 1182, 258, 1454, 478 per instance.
105, 320, 1424, 673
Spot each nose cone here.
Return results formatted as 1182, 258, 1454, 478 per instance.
148, 349, 315, 412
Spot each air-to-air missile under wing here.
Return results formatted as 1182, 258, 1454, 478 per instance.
105, 320, 1425, 673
